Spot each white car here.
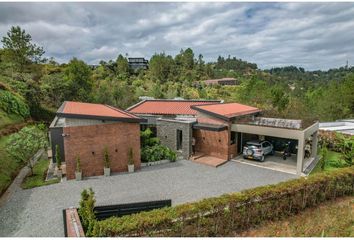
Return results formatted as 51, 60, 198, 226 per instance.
243, 140, 274, 162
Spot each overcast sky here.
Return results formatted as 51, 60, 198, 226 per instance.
0, 2, 353, 70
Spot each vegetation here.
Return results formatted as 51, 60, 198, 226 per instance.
140, 128, 177, 162
6, 124, 47, 176
55, 144, 61, 170
76, 156, 81, 172
103, 147, 110, 168
0, 25, 353, 126
0, 135, 22, 195
21, 157, 59, 189
237, 196, 353, 237
128, 148, 134, 165
77, 167, 353, 237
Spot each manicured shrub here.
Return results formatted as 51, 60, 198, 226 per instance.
78, 167, 354, 237
76, 156, 81, 172
78, 188, 97, 237
55, 144, 61, 170
103, 147, 110, 168
128, 148, 134, 165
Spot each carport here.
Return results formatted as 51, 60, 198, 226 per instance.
231, 120, 319, 175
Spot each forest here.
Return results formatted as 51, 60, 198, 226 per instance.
0, 25, 353, 127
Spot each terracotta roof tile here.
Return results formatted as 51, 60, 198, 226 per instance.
192, 102, 261, 119
59, 101, 140, 120
127, 100, 221, 116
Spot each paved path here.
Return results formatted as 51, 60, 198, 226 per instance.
0, 149, 45, 208
0, 160, 296, 237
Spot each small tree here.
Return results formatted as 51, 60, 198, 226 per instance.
103, 147, 110, 168
6, 124, 47, 175
55, 144, 61, 170
128, 148, 134, 165
76, 156, 81, 172
337, 134, 354, 166
319, 147, 328, 170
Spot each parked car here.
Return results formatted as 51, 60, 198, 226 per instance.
243, 140, 274, 162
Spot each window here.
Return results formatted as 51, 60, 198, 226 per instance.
177, 129, 183, 150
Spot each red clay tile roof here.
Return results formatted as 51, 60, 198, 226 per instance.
192, 102, 261, 120
58, 101, 141, 121
126, 99, 221, 116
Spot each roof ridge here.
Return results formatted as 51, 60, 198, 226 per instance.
105, 104, 139, 119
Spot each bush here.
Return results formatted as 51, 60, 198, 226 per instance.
103, 147, 110, 168
0, 89, 30, 118
83, 167, 354, 237
78, 188, 97, 237
141, 145, 176, 162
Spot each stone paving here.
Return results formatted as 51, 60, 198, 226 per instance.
0, 160, 296, 237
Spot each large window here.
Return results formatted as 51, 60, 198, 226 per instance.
177, 129, 183, 150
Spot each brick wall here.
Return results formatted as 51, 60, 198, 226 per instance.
195, 112, 237, 160
63, 122, 141, 180
194, 129, 230, 160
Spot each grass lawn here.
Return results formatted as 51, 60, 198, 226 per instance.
311, 150, 346, 174
237, 196, 354, 237
0, 109, 24, 130
0, 135, 23, 195
21, 157, 59, 189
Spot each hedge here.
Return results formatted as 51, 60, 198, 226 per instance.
79, 167, 354, 237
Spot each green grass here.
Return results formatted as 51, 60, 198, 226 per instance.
0, 135, 23, 195
312, 150, 346, 174
21, 157, 59, 189
0, 109, 24, 130
237, 196, 354, 237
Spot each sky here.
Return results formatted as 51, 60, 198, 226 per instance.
0, 2, 354, 70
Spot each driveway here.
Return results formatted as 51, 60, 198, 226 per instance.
0, 160, 296, 237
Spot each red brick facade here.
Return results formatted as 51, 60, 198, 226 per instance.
63, 122, 141, 180
194, 112, 237, 160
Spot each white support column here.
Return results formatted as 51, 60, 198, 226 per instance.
296, 137, 305, 175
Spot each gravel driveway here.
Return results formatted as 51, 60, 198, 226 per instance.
0, 160, 296, 237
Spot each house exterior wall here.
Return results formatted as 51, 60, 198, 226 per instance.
193, 129, 230, 160
157, 119, 193, 160
63, 122, 141, 180
50, 127, 64, 163
195, 112, 236, 160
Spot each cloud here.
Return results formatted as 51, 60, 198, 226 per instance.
0, 2, 353, 70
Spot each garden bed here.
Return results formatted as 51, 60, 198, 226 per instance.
141, 159, 171, 167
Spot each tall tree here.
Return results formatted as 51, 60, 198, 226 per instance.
1, 26, 45, 70
64, 58, 92, 102
116, 54, 129, 76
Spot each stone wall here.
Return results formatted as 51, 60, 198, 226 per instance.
63, 122, 141, 180
157, 119, 193, 160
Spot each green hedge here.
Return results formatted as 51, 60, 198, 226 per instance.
78, 167, 354, 237
0, 89, 30, 118
141, 145, 177, 163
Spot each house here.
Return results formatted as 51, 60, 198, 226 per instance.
127, 100, 319, 175
128, 57, 149, 71
204, 78, 239, 86
126, 99, 221, 136
319, 119, 354, 135
49, 101, 145, 180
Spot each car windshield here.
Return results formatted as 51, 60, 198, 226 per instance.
246, 143, 261, 148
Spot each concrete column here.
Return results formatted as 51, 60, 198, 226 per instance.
311, 131, 318, 159
296, 137, 305, 175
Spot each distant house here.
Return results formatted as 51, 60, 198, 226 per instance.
128, 58, 149, 71
319, 119, 354, 135
204, 78, 239, 86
